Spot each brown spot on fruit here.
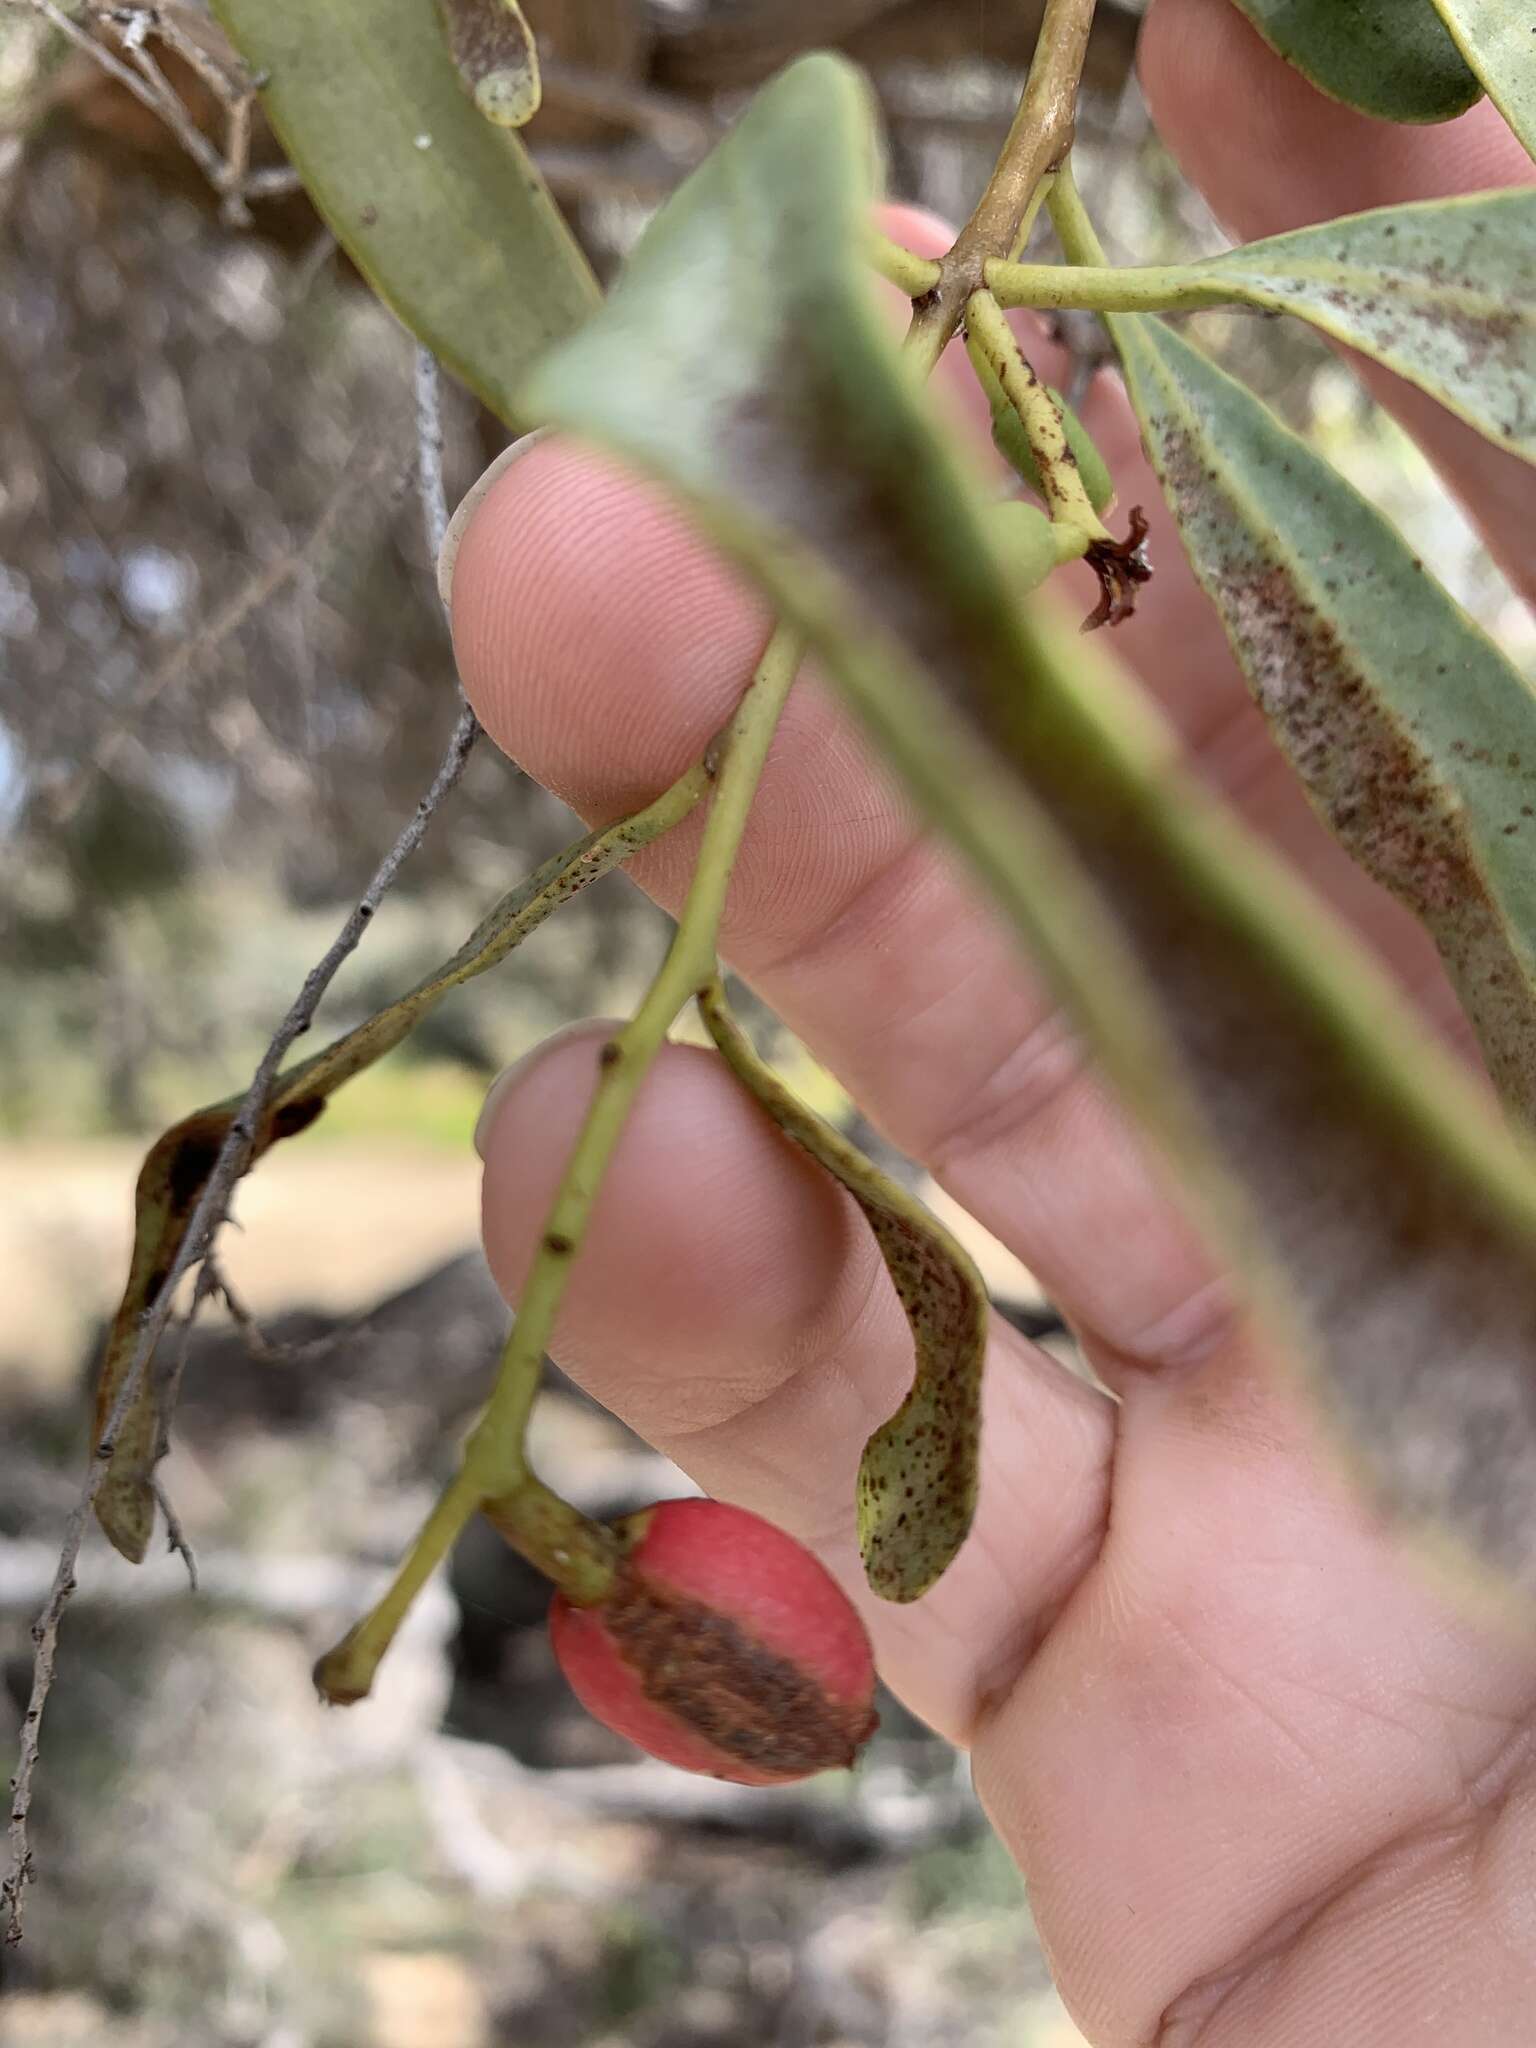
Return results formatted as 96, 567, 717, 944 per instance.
548, 1498, 878, 1785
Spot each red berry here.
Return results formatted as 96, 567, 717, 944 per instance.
548, 1497, 878, 1785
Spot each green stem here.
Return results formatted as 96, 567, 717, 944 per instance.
315, 623, 805, 1697
482, 1477, 618, 1606
1007, 171, 1056, 262
1048, 158, 1111, 269
866, 227, 942, 298
465, 621, 803, 1494
985, 254, 1229, 315
313, 1462, 484, 1702
965, 288, 1110, 544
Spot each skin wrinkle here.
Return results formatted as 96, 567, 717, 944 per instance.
1159, 1794, 1529, 2047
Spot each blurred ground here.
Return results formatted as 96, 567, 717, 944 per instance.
1, 1127, 1084, 2048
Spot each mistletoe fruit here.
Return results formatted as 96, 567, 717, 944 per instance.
548, 1498, 879, 1784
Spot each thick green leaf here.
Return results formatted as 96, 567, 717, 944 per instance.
525, 54, 1536, 1603
1224, 0, 1482, 124
697, 982, 988, 1603
93, 776, 705, 1560
209, 0, 597, 426
1429, 1, 1536, 161
1107, 311, 1536, 1120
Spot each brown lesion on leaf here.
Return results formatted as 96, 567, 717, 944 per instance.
1082, 507, 1152, 632
603, 1570, 878, 1777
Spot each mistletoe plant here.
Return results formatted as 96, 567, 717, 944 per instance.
26, 0, 1536, 1849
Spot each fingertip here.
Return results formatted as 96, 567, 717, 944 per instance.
448, 435, 770, 814
477, 1027, 867, 1433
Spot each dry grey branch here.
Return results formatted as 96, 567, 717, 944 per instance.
7, 0, 293, 221
414, 345, 451, 567
206, 1256, 373, 1371
3, 349, 479, 1952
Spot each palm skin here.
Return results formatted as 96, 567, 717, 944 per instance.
444, 2, 1536, 2039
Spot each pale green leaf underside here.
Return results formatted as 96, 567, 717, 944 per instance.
698, 984, 988, 1603
1189, 191, 1536, 464
208, 0, 596, 427
1428, 0, 1536, 160
526, 53, 1536, 1602
93, 783, 703, 1560
1224, 0, 1481, 124
1107, 311, 1536, 1121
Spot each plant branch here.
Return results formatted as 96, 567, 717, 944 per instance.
986, 255, 1230, 315
314, 621, 807, 1704
965, 288, 1110, 544
1047, 157, 1112, 270
10, 1, 285, 220
905, 0, 1100, 370
413, 347, 451, 568
1, 699, 480, 1953
866, 228, 941, 298
3, 341, 480, 1951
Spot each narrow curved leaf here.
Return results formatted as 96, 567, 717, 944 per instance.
439, 0, 541, 129
698, 982, 988, 1603
1428, 1, 1536, 161
525, 53, 1536, 1604
93, 776, 706, 1560
1179, 191, 1536, 464
1224, 0, 1482, 124
1107, 311, 1536, 1121
208, 0, 597, 427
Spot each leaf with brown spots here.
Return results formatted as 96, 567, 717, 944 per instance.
209, 0, 594, 429
93, 780, 705, 1561
1113, 192, 1536, 465
438, 0, 541, 129
697, 982, 988, 1604
525, 54, 1536, 1605
1427, 1, 1536, 161
1107, 312, 1536, 1123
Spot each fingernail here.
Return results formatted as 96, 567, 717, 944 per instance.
437, 427, 552, 616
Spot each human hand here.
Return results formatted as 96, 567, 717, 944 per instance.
445, 2, 1536, 2040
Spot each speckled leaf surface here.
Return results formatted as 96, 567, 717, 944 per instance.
1428, 1, 1536, 160
93, 787, 704, 1560
1187, 191, 1536, 464
1108, 311, 1536, 1121
1224, 0, 1482, 124
525, 54, 1536, 1603
698, 983, 988, 1603
209, 0, 596, 427
438, 0, 541, 129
